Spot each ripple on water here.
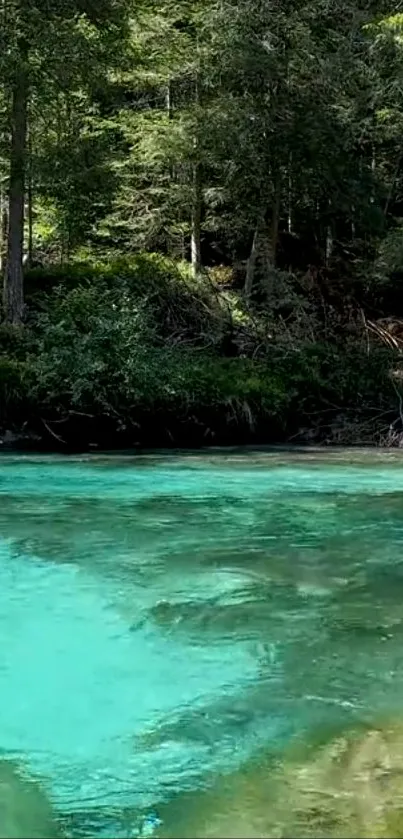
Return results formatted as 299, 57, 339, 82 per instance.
2, 451, 403, 837
0, 541, 263, 816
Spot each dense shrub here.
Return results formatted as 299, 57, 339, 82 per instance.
0, 255, 401, 448
25, 281, 289, 438
275, 341, 396, 416
25, 253, 226, 347
0, 356, 32, 427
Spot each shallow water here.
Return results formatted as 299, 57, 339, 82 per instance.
2, 448, 403, 836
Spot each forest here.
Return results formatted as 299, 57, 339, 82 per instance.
1, 0, 403, 450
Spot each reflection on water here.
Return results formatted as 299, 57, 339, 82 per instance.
1, 449, 403, 836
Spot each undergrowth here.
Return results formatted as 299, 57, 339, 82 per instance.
0, 253, 402, 449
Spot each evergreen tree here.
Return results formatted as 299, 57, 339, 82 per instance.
0, 0, 131, 322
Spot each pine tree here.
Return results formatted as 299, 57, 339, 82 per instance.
0, 0, 132, 322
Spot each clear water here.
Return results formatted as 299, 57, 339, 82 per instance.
1, 448, 403, 836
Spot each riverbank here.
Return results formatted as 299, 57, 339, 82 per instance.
1, 255, 402, 452
0, 421, 401, 453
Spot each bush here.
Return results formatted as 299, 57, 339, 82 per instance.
0, 356, 32, 426
0, 323, 34, 358
25, 253, 227, 347
29, 283, 154, 412
270, 340, 398, 441
26, 280, 289, 435
0, 256, 400, 447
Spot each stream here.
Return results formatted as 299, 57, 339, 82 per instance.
1, 448, 403, 836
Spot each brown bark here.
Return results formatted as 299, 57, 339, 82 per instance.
191, 69, 202, 279
27, 122, 33, 268
0, 189, 8, 277
244, 188, 280, 299
245, 224, 259, 298
287, 152, 293, 234
166, 80, 172, 120
191, 160, 202, 277
3, 45, 28, 324
325, 214, 333, 266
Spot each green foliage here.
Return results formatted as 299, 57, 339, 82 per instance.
25, 253, 226, 345
375, 225, 403, 276
1, 276, 282, 445
30, 284, 151, 413
24, 264, 288, 431
3, 0, 403, 443
0, 357, 31, 425
0, 324, 33, 358
282, 342, 396, 419
1, 257, 400, 447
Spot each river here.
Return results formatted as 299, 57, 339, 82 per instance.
1, 448, 403, 837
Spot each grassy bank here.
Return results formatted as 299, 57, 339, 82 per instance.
0, 254, 401, 451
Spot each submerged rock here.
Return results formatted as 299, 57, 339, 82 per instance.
155, 720, 403, 838
0, 760, 62, 838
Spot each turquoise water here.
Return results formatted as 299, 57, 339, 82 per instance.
2, 449, 403, 836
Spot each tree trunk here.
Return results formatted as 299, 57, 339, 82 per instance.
3, 46, 28, 324
190, 67, 202, 279
287, 152, 293, 234
325, 225, 333, 265
270, 184, 280, 266
166, 80, 172, 120
324, 197, 334, 266
27, 121, 33, 267
244, 186, 280, 299
166, 80, 174, 256
325, 208, 333, 266
191, 160, 202, 277
0, 188, 8, 277
245, 225, 259, 297
245, 217, 277, 298
370, 144, 376, 205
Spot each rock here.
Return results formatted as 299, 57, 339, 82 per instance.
0, 760, 62, 838
156, 721, 403, 838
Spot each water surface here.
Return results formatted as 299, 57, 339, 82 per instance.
1, 448, 403, 836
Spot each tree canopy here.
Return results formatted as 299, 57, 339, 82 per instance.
1, 0, 403, 449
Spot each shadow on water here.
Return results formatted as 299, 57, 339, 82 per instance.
2, 450, 403, 836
